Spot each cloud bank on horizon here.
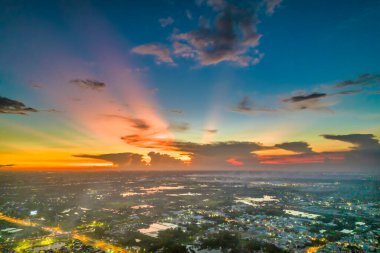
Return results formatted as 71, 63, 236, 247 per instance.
0, 0, 379, 171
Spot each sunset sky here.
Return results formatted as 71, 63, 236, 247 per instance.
1, 0, 380, 171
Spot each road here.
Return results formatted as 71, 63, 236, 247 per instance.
0, 212, 134, 253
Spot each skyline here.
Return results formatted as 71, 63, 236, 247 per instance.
1, 0, 380, 171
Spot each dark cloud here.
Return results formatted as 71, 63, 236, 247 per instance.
175, 141, 264, 155
232, 96, 276, 113
76, 133, 380, 170
148, 152, 184, 168
104, 114, 150, 130
332, 90, 364, 95
0, 96, 38, 115
0, 164, 14, 168
281, 92, 334, 112
283, 92, 327, 103
74, 153, 145, 168
335, 73, 380, 88
233, 88, 364, 115
275, 141, 314, 154
321, 134, 380, 170
31, 83, 43, 89
159, 16, 174, 27
204, 129, 218, 133
70, 79, 106, 90
131, 43, 174, 65
173, 140, 266, 168
74, 152, 184, 169
118, 137, 268, 168
322, 134, 380, 151
128, 118, 150, 130
168, 122, 190, 132
39, 108, 62, 113
167, 109, 183, 115
172, 0, 268, 66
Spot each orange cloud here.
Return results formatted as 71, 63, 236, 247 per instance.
226, 158, 244, 166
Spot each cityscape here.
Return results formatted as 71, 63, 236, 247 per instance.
0, 171, 379, 252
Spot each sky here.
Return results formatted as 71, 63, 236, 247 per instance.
0, 0, 380, 171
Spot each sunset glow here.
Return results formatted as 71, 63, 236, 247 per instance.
0, 0, 379, 171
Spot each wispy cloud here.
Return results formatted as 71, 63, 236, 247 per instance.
70, 79, 106, 90
0, 96, 38, 115
159, 16, 174, 27
131, 43, 174, 65
166, 109, 184, 115
104, 114, 150, 130
186, 9, 193, 20
0, 164, 14, 168
204, 128, 218, 134
264, 0, 282, 15
282, 92, 327, 103
74, 153, 145, 168
168, 122, 190, 132
335, 73, 380, 88
232, 96, 276, 113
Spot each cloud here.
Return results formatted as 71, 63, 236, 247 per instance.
117, 139, 267, 168
148, 152, 184, 168
173, 1, 267, 66
0, 96, 38, 115
74, 153, 145, 168
204, 129, 218, 134
173, 140, 266, 168
186, 10, 193, 20
283, 92, 327, 103
159, 16, 174, 27
131, 43, 174, 65
0, 164, 14, 168
322, 134, 380, 151
104, 114, 150, 130
335, 73, 380, 88
275, 141, 314, 153
168, 122, 190, 132
332, 90, 364, 95
321, 134, 380, 169
197, 0, 226, 10
232, 96, 276, 113
70, 79, 106, 90
121, 134, 174, 150
232, 87, 364, 116
282, 92, 335, 112
173, 42, 196, 58
264, 0, 282, 15
167, 109, 183, 114
74, 152, 184, 169
75, 133, 380, 170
